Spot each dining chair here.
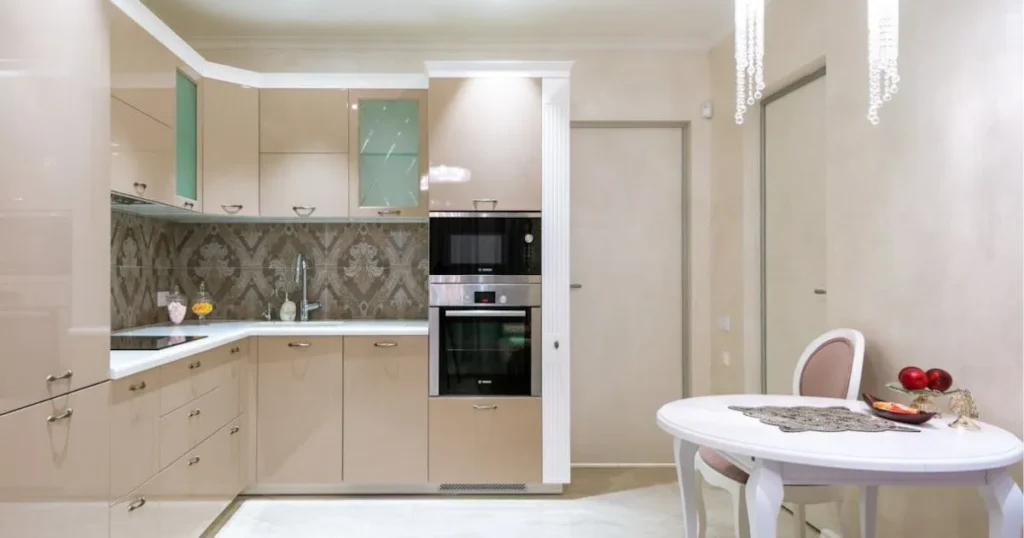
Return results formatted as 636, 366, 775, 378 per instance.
693, 328, 866, 538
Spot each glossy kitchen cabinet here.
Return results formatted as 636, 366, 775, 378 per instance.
174, 70, 201, 212
111, 96, 175, 204
260, 153, 350, 218
257, 337, 344, 484
427, 78, 542, 212
109, 5, 176, 127
203, 80, 260, 217
110, 371, 162, 502
343, 336, 428, 483
348, 90, 429, 218
0, 0, 110, 417
260, 89, 349, 153
428, 397, 542, 483
0, 383, 111, 538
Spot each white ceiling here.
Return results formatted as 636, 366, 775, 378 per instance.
141, 0, 734, 50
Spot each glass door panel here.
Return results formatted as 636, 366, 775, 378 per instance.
438, 309, 533, 396
175, 70, 197, 203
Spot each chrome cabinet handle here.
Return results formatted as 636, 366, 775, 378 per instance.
445, 310, 526, 318
471, 198, 498, 209
288, 341, 312, 348
230, 346, 241, 354
188, 456, 200, 466
188, 409, 201, 418
188, 360, 201, 369
292, 206, 316, 217
46, 409, 73, 423
133, 182, 147, 194
813, 288, 827, 295
230, 426, 240, 435
184, 201, 194, 209
473, 404, 498, 411
45, 370, 73, 382
221, 204, 243, 214
374, 341, 398, 348
377, 209, 401, 216
127, 497, 147, 512
570, 283, 583, 289
129, 381, 147, 392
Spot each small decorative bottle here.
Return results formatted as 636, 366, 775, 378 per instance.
279, 293, 296, 322
167, 286, 187, 325
191, 281, 214, 322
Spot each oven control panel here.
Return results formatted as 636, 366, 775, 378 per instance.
429, 282, 541, 308
472, 291, 507, 304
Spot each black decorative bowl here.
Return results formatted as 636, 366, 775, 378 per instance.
862, 393, 936, 425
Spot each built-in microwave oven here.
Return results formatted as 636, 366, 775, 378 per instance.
429, 212, 540, 282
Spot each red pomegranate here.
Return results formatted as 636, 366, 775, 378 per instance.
925, 368, 953, 392
898, 366, 929, 391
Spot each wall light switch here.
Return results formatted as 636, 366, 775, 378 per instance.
717, 315, 731, 332
156, 291, 169, 307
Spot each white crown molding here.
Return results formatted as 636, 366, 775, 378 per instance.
257, 72, 429, 89
188, 36, 710, 53
426, 61, 573, 79
109, 0, 207, 74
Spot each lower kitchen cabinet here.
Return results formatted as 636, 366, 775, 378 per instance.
110, 370, 161, 501
257, 336, 344, 484
0, 382, 111, 538
428, 397, 542, 484
343, 336, 428, 483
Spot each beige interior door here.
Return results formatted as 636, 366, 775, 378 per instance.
570, 126, 685, 465
763, 74, 828, 396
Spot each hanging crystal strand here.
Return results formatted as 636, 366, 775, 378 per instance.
735, 0, 749, 123
753, 0, 765, 100
734, 0, 764, 124
867, 0, 899, 124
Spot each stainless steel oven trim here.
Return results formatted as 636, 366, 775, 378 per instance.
429, 212, 542, 218
430, 282, 541, 308
531, 306, 542, 396
429, 275, 542, 285
429, 308, 440, 396
445, 310, 527, 318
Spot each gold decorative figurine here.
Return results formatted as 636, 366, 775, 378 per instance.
948, 389, 980, 430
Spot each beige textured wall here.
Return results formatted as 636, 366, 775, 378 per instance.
198, 47, 715, 462
710, 0, 1023, 535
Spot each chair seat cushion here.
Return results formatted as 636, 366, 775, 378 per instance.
698, 446, 750, 483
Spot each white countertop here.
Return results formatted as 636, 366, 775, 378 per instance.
110, 320, 428, 380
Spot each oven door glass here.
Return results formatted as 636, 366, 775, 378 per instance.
438, 307, 534, 396
429, 217, 540, 276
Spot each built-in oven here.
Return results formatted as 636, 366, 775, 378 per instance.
429, 212, 540, 282
429, 282, 541, 397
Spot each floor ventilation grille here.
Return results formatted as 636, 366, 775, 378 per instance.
437, 483, 528, 494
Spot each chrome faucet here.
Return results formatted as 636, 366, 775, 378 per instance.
294, 253, 320, 321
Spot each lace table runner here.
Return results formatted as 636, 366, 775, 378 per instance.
728, 405, 919, 433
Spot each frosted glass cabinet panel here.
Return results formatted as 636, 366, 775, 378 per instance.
348, 90, 428, 218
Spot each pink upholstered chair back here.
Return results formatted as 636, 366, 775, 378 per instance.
793, 329, 865, 400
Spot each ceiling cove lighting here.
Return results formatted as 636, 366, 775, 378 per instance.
734, 0, 765, 124
867, 0, 900, 124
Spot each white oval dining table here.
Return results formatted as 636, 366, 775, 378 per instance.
657, 394, 1024, 538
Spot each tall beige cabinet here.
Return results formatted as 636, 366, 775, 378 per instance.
0, 0, 111, 536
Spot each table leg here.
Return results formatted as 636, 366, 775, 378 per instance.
745, 459, 784, 538
672, 438, 701, 538
979, 469, 1024, 538
859, 486, 878, 538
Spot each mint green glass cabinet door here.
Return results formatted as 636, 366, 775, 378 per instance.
349, 90, 427, 217
175, 70, 198, 209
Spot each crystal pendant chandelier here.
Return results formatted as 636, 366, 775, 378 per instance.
867, 0, 900, 124
734, 0, 765, 124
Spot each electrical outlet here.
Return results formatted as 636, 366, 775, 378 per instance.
156, 291, 169, 307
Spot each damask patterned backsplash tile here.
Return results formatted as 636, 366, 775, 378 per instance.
111, 213, 428, 329
110, 212, 175, 330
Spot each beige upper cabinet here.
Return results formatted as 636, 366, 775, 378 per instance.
109, 6, 176, 127
256, 337, 344, 485
343, 336, 428, 483
428, 397, 542, 484
348, 90, 428, 218
428, 78, 542, 212
111, 96, 175, 204
260, 89, 349, 153
203, 80, 259, 217
259, 153, 350, 218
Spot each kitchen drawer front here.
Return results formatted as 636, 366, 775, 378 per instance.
428, 397, 542, 484
193, 416, 244, 497
157, 376, 239, 470
0, 383, 111, 538
109, 482, 160, 538
110, 370, 162, 502
159, 342, 240, 416
343, 336, 428, 483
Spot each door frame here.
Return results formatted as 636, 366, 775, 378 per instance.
568, 121, 692, 398
758, 67, 827, 394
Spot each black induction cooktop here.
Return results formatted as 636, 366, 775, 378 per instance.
110, 335, 207, 351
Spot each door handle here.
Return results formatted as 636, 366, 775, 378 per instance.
570, 283, 582, 289
813, 288, 827, 295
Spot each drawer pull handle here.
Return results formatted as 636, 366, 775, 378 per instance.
374, 341, 398, 348
472, 404, 498, 411
230, 346, 241, 354
230, 426, 240, 435
184, 201, 194, 209
46, 409, 73, 423
188, 409, 201, 418
133, 182, 147, 194
377, 209, 401, 216
288, 341, 312, 348
129, 381, 147, 392
45, 370, 73, 382
292, 205, 316, 217
188, 456, 201, 466
472, 198, 498, 210
127, 497, 147, 512
188, 361, 202, 369
221, 204, 243, 214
